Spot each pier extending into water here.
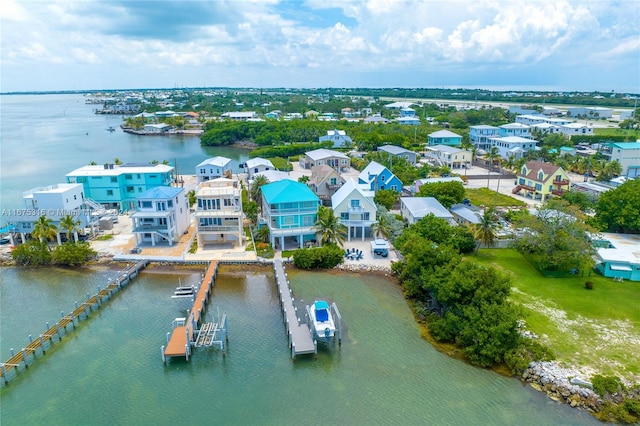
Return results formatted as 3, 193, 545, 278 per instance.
273, 260, 317, 359
0, 261, 148, 384
161, 261, 228, 363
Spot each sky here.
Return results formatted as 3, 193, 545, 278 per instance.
1, 0, 639, 93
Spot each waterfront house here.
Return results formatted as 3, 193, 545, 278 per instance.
221, 111, 257, 121
358, 161, 403, 192
261, 179, 321, 249
377, 145, 417, 165
600, 142, 640, 177
426, 145, 472, 169
244, 158, 274, 179
319, 129, 353, 148
66, 163, 174, 212
331, 178, 377, 242
513, 160, 570, 201
428, 130, 463, 147
196, 157, 232, 183
143, 123, 172, 133
131, 186, 190, 247
299, 149, 350, 172
307, 164, 345, 205
401, 197, 454, 225
194, 178, 244, 248
6, 183, 92, 244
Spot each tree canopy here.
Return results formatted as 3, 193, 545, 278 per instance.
417, 181, 465, 208
594, 179, 640, 233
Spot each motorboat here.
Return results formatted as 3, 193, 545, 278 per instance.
308, 300, 337, 340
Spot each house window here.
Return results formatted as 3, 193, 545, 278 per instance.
126, 186, 134, 193
224, 199, 233, 207
363, 212, 370, 220
282, 216, 295, 225
107, 190, 114, 196
110, 177, 117, 183
302, 216, 314, 226
141, 201, 152, 208
391, 185, 397, 191
538, 171, 544, 180
157, 202, 166, 211
125, 174, 132, 180
340, 212, 349, 220
200, 168, 206, 174
168, 200, 173, 208
535, 184, 542, 191
350, 200, 360, 208
330, 178, 337, 185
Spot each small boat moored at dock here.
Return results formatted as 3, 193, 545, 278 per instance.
306, 300, 342, 344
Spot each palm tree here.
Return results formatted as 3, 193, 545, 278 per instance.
313, 206, 347, 247
371, 213, 391, 241
250, 175, 269, 203
487, 147, 500, 188
32, 215, 58, 246
60, 214, 81, 242
472, 207, 499, 253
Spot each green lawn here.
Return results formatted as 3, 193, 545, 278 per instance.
472, 248, 640, 381
465, 187, 527, 208
593, 128, 640, 139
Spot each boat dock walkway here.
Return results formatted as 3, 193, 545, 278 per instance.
161, 261, 227, 363
273, 260, 317, 359
0, 261, 148, 384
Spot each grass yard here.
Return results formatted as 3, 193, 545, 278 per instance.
465, 187, 527, 208
593, 128, 640, 139
472, 248, 640, 382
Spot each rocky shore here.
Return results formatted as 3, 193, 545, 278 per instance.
522, 361, 601, 412
335, 262, 392, 274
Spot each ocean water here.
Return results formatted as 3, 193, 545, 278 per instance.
0, 265, 598, 425
0, 93, 249, 211
0, 94, 598, 424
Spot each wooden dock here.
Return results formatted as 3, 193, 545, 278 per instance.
273, 260, 317, 359
0, 261, 148, 384
162, 261, 227, 363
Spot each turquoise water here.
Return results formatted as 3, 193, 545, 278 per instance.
0, 93, 249, 211
0, 265, 597, 425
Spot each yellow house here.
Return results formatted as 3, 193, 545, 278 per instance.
513, 160, 570, 201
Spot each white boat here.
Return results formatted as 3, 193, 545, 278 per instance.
308, 300, 337, 340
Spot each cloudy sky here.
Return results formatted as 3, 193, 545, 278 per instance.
1, 0, 639, 93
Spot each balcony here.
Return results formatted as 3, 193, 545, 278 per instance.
553, 179, 570, 186
198, 224, 241, 233
326, 182, 342, 190
551, 189, 566, 196
133, 224, 171, 233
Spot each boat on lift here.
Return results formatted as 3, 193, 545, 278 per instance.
307, 300, 337, 341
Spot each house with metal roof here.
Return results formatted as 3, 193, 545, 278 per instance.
307, 164, 345, 205
358, 161, 403, 193
489, 136, 538, 159
401, 197, 454, 225
594, 233, 640, 282
66, 163, 174, 211
319, 129, 353, 148
427, 145, 472, 169
331, 178, 376, 242
428, 130, 462, 147
469, 125, 500, 150
221, 111, 257, 120
131, 186, 190, 247
449, 203, 482, 226
253, 170, 290, 183
499, 123, 532, 138
244, 158, 274, 179
194, 178, 243, 248
513, 160, 570, 201
377, 145, 418, 165
196, 156, 232, 183
260, 179, 321, 249
396, 116, 421, 126
299, 149, 350, 172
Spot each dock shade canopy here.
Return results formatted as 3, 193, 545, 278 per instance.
314, 301, 330, 322
610, 264, 632, 271
370, 239, 390, 252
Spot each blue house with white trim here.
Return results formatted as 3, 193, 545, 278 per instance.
357, 161, 403, 193
595, 233, 640, 281
261, 179, 321, 249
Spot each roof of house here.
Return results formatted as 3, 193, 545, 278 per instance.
500, 123, 530, 129
609, 142, 640, 150
470, 125, 499, 130
490, 136, 535, 143
401, 197, 453, 220
429, 129, 462, 138
327, 129, 347, 136
450, 204, 481, 224
359, 161, 387, 182
197, 156, 232, 168
520, 160, 566, 183
245, 157, 274, 169
384, 101, 414, 109
309, 164, 342, 186
253, 170, 290, 183
66, 163, 173, 177
378, 145, 414, 155
305, 148, 349, 161
429, 144, 468, 154
363, 115, 389, 123
331, 178, 375, 209
137, 186, 183, 200
261, 179, 319, 204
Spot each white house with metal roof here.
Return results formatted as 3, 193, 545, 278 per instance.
427, 145, 472, 169
489, 136, 538, 159
601, 142, 640, 177
400, 197, 454, 225
299, 149, 350, 172
428, 130, 463, 147
319, 129, 353, 148
470, 125, 501, 150
244, 157, 274, 179
196, 156, 232, 183
194, 178, 244, 248
377, 145, 418, 165
221, 111, 257, 120
131, 186, 190, 247
331, 178, 377, 242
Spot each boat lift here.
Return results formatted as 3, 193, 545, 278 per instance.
305, 302, 342, 346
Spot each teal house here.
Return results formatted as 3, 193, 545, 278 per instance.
595, 234, 640, 282
66, 163, 174, 212
428, 130, 463, 147
261, 179, 320, 249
